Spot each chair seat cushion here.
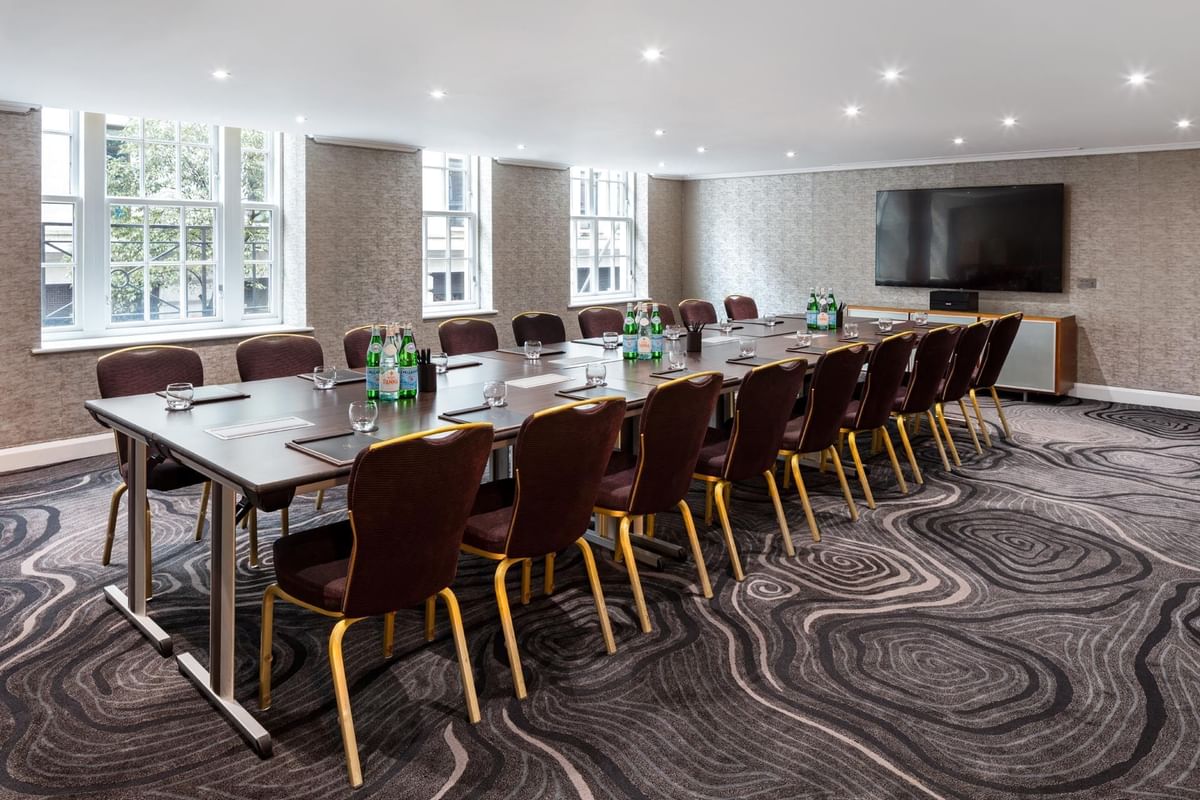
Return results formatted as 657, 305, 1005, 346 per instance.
272, 521, 353, 612
464, 479, 516, 554
595, 450, 639, 511
121, 456, 206, 492
693, 427, 731, 477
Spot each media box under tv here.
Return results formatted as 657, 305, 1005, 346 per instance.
930, 290, 979, 312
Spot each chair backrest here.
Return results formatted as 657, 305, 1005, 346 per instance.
627, 372, 723, 514
787, 344, 869, 453
342, 326, 373, 369
97, 345, 204, 467
724, 294, 759, 320
895, 325, 962, 415
849, 332, 916, 430
341, 424, 494, 617
972, 312, 1024, 390
678, 299, 718, 328
577, 306, 625, 338
723, 358, 807, 481
636, 302, 676, 326
236, 334, 324, 381
939, 320, 992, 403
438, 317, 499, 355
504, 398, 626, 558
512, 312, 567, 346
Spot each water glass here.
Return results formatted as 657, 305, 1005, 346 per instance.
349, 400, 378, 432
164, 382, 194, 411
432, 352, 449, 374
524, 340, 543, 360
312, 365, 338, 390
913, 311, 929, 327
793, 331, 813, 348
843, 322, 860, 339
601, 331, 621, 350
718, 318, 734, 335
667, 342, 688, 371
664, 325, 683, 341
483, 380, 508, 407
738, 338, 757, 358
763, 312, 778, 326
585, 362, 607, 387
875, 318, 894, 333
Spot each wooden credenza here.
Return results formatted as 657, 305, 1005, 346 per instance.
847, 305, 1077, 396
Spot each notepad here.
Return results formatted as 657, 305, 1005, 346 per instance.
547, 355, 608, 367
155, 385, 249, 404
506, 374, 571, 389
206, 416, 313, 440
286, 431, 381, 466
702, 335, 739, 345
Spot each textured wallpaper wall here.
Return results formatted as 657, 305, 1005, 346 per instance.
682, 151, 1200, 394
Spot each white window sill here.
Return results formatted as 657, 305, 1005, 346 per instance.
421, 308, 499, 321
567, 297, 648, 310
32, 323, 314, 355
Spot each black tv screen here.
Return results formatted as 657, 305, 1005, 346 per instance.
875, 183, 1064, 292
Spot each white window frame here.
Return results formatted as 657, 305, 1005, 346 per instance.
240, 130, 283, 319
421, 152, 480, 314
40, 112, 283, 343
40, 109, 82, 331
569, 167, 636, 304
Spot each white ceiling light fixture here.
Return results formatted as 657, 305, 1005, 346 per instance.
952, 136, 965, 145
1178, 119, 1193, 129
654, 128, 665, 136
429, 88, 447, 100
211, 69, 231, 80
844, 104, 862, 118
516, 143, 526, 150
295, 115, 307, 123
882, 68, 902, 82
658, 161, 666, 167
785, 151, 796, 158
696, 145, 706, 153
642, 47, 663, 62
1002, 115, 1018, 127
1126, 71, 1149, 87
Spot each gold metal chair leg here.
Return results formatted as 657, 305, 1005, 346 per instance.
935, 404, 961, 467
878, 426, 908, 494
520, 559, 532, 605
912, 413, 923, 437
781, 458, 792, 488
827, 446, 858, 522
713, 480, 745, 580
315, 488, 325, 510
926, 411, 951, 471
990, 386, 1013, 439
818, 448, 829, 474
384, 611, 396, 656
617, 516, 651, 633
575, 538, 617, 654
103, 483, 127, 566
958, 399, 983, 454
280, 506, 289, 537
677, 500, 712, 598
846, 431, 876, 510
329, 617, 364, 788
895, 414, 923, 485
493, 558, 527, 699
544, 553, 555, 595
871, 428, 882, 456
764, 469, 795, 556
704, 480, 714, 525
194, 481, 210, 542
645, 514, 656, 539
258, 584, 277, 710
438, 587, 481, 724
969, 389, 993, 448
424, 597, 435, 642
248, 508, 259, 567
789, 455, 820, 543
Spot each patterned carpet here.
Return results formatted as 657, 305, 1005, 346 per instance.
2, 398, 1199, 799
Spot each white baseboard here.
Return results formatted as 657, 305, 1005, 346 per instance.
0, 432, 113, 474
1069, 383, 1200, 412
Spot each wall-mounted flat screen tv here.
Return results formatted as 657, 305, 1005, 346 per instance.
875, 183, 1064, 292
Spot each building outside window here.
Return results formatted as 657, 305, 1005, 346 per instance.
570, 167, 634, 302
422, 151, 479, 312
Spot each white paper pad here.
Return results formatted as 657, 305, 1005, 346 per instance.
506, 374, 571, 389
547, 355, 607, 367
702, 335, 740, 345
206, 416, 313, 440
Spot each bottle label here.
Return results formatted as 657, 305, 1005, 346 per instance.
651, 333, 664, 355
399, 366, 418, 392
365, 366, 380, 393
806, 310, 817, 328
638, 335, 652, 360
624, 333, 636, 355
817, 311, 829, 330
380, 368, 400, 396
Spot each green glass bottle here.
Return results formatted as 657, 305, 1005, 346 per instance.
622, 302, 638, 361
365, 324, 383, 400
650, 304, 664, 358
398, 323, 418, 399
379, 326, 400, 401
827, 289, 838, 329
806, 288, 818, 330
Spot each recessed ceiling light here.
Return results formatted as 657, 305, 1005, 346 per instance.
642, 48, 663, 62
1002, 116, 1018, 127
654, 129, 665, 136
658, 161, 666, 168
844, 105, 862, 118
1127, 72, 1149, 86
952, 137, 965, 145
429, 88, 447, 100
516, 143, 526, 150
882, 68, 901, 82
211, 69, 231, 80
1178, 119, 1193, 129
786, 151, 796, 158
696, 146, 706, 153
295, 115, 307, 124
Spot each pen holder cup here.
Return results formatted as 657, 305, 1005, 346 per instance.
418, 364, 438, 393
686, 331, 703, 353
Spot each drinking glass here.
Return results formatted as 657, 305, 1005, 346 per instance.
349, 400, 378, 432
667, 341, 688, 371
585, 362, 607, 387
875, 318, 894, 333
763, 311, 778, 326
164, 382, 194, 411
843, 322, 860, 339
913, 311, 929, 327
793, 331, 813, 348
483, 380, 508, 407
718, 317, 734, 335
601, 331, 621, 350
313, 365, 338, 390
432, 352, 449, 374
524, 340, 543, 360
664, 325, 683, 341
738, 338, 757, 358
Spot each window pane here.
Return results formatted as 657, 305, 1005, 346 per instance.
243, 209, 272, 262
244, 263, 271, 314
241, 129, 266, 150
181, 122, 210, 144
423, 167, 446, 211
41, 107, 71, 132
42, 203, 74, 264
42, 132, 71, 195
186, 207, 215, 261
181, 145, 212, 200
241, 149, 266, 201
110, 265, 144, 323
109, 204, 145, 263
105, 114, 140, 138
41, 203, 75, 327
149, 264, 182, 320
425, 216, 448, 258
448, 216, 469, 258
144, 119, 176, 141
144, 142, 178, 198
106, 139, 141, 197
188, 264, 217, 317
148, 206, 181, 262
422, 150, 445, 168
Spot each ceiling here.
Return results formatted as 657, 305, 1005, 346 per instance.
2, 0, 1198, 177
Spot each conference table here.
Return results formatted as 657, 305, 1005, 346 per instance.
83, 314, 934, 755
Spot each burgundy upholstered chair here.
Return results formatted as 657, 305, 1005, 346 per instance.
96, 345, 210, 598
636, 301, 676, 326
839, 332, 916, 509
678, 299, 719, 329
593, 372, 723, 632
511, 311, 567, 346
969, 312, 1024, 444
460, 397, 626, 699
342, 325, 373, 370
723, 294, 759, 321
259, 423, 494, 788
934, 320, 993, 465
693, 358, 807, 580
236, 333, 325, 381
438, 317, 500, 355
890, 325, 962, 481
577, 306, 625, 339
778, 344, 869, 542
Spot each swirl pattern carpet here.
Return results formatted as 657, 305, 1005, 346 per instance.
1, 398, 1199, 799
